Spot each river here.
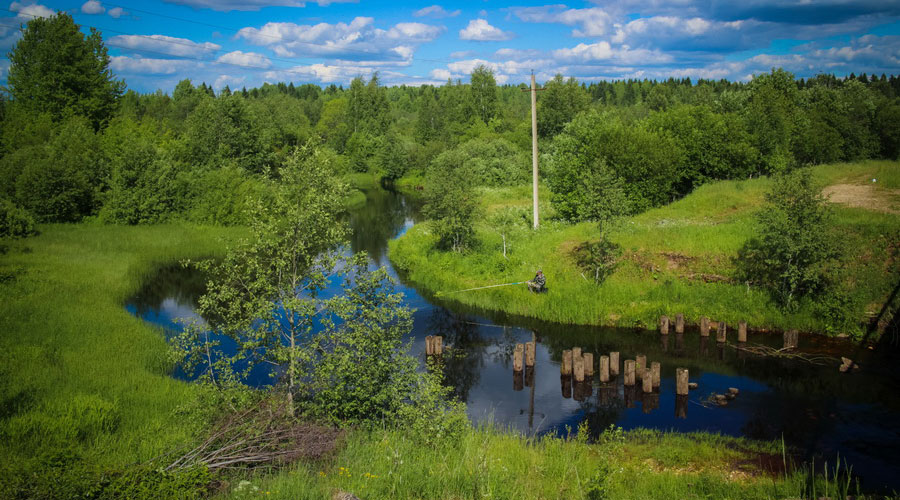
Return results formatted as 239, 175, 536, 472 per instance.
126, 185, 900, 493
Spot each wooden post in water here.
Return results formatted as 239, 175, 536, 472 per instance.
599, 355, 610, 383
784, 330, 799, 350
434, 336, 443, 355
573, 353, 585, 383
572, 347, 582, 360
676, 368, 689, 395
716, 322, 727, 344
624, 360, 636, 386
525, 341, 535, 367
513, 369, 523, 391
675, 395, 688, 419
583, 353, 594, 377
635, 354, 647, 381
609, 352, 620, 376
738, 321, 747, 343
561, 349, 573, 376
675, 313, 684, 334
700, 316, 710, 337
660, 315, 670, 335
425, 335, 434, 356
651, 361, 661, 389
642, 368, 653, 393
513, 343, 524, 372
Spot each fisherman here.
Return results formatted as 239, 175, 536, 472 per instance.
527, 269, 546, 293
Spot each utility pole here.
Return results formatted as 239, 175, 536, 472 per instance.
522, 72, 543, 229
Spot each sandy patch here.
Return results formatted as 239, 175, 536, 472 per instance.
823, 184, 900, 214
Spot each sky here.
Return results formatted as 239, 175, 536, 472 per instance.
0, 0, 898, 93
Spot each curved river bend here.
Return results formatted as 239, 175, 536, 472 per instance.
127, 186, 900, 493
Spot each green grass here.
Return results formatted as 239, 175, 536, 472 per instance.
220, 425, 872, 500
389, 161, 900, 335
0, 223, 244, 494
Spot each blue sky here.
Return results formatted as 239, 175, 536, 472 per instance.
1, 0, 898, 92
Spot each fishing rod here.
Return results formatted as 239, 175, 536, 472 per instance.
440, 281, 527, 295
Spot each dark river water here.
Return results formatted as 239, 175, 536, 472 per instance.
126, 186, 900, 493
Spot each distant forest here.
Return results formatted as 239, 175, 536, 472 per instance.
2, 13, 899, 233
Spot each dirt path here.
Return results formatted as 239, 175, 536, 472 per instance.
822, 183, 900, 214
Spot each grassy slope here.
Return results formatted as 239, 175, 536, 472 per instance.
390, 161, 900, 335
0, 224, 243, 476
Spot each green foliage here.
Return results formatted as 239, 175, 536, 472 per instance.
348, 74, 390, 136
0, 198, 36, 238
470, 65, 499, 124
538, 74, 591, 137
180, 95, 266, 173
378, 132, 408, 180
346, 130, 379, 173
432, 137, 528, 187
572, 235, 622, 285
744, 68, 799, 170
423, 149, 480, 252
7, 12, 124, 129
737, 167, 841, 310
183, 165, 266, 226
14, 116, 102, 222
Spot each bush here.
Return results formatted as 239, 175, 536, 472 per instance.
423, 150, 479, 252
572, 235, 622, 285
0, 198, 36, 238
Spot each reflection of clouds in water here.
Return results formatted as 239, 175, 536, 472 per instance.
161, 297, 207, 328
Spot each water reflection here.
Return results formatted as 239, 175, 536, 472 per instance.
125, 186, 900, 493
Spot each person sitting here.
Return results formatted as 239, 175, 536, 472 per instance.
528, 269, 546, 293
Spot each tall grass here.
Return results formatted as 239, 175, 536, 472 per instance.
389, 161, 900, 335
0, 223, 243, 493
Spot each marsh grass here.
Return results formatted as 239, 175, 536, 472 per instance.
0, 223, 243, 494
390, 161, 900, 335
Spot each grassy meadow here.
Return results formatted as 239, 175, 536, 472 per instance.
389, 161, 900, 336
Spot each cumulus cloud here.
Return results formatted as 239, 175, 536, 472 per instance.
494, 48, 542, 60
108, 34, 221, 58
429, 68, 451, 80
10, 2, 55, 19
214, 74, 245, 90
110, 55, 199, 75
108, 6, 126, 18
237, 17, 442, 62
553, 42, 673, 65
459, 19, 515, 41
161, 0, 357, 12
216, 50, 271, 68
511, 6, 614, 37
414, 5, 460, 18
262, 63, 408, 84
81, 0, 104, 14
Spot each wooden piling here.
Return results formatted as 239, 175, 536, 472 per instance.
675, 313, 685, 334
524, 365, 534, 387
660, 315, 670, 335
675, 394, 688, 419
583, 353, 594, 377
610, 351, 620, 376
635, 354, 647, 380
425, 335, 434, 356
525, 341, 536, 367
561, 349, 573, 376
651, 361, 660, 389
738, 321, 747, 343
716, 322, 727, 344
434, 336, 443, 355
642, 369, 653, 393
624, 359, 636, 386
599, 355, 610, 383
572, 347, 582, 360
676, 367, 689, 396
784, 330, 799, 350
700, 316, 710, 337
513, 343, 524, 372
574, 353, 585, 383
513, 370, 523, 391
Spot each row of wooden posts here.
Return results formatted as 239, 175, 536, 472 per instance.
659, 313, 799, 349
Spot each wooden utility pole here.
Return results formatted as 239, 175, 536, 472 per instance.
522, 72, 543, 229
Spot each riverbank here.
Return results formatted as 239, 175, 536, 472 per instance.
389, 161, 900, 337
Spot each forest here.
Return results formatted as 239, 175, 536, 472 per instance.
2, 11, 900, 500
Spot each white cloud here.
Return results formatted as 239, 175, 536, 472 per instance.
108, 34, 221, 58
108, 6, 126, 18
161, 0, 357, 12
81, 0, 104, 14
214, 74, 245, 90
110, 55, 199, 75
494, 48, 542, 60
237, 17, 441, 63
413, 5, 460, 18
450, 50, 476, 58
429, 68, 451, 80
10, 2, 55, 19
553, 42, 673, 64
511, 6, 614, 37
216, 50, 271, 68
459, 19, 515, 41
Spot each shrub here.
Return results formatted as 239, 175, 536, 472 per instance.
0, 198, 36, 238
